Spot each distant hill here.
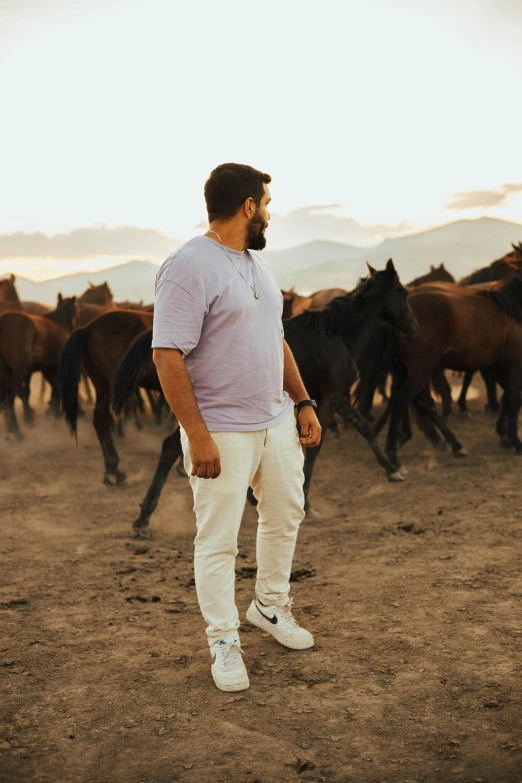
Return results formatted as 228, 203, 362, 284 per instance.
14, 260, 160, 305
9, 217, 522, 303
277, 217, 522, 291
262, 240, 364, 279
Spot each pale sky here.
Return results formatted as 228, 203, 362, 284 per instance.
1, 0, 522, 278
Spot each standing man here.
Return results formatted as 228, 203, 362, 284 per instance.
152, 163, 321, 692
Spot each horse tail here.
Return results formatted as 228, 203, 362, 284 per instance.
354, 323, 391, 415
59, 327, 90, 437
111, 329, 153, 416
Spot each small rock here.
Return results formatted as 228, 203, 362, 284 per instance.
484, 701, 501, 709
301, 742, 311, 749
0, 741, 12, 749
329, 735, 341, 742
226, 696, 245, 703
183, 763, 193, 769
158, 728, 166, 736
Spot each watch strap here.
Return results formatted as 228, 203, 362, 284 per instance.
295, 399, 317, 413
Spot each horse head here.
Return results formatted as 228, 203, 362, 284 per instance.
366, 259, 419, 339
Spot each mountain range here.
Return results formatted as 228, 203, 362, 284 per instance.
9, 217, 522, 305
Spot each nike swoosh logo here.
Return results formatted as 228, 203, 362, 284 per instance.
256, 603, 277, 624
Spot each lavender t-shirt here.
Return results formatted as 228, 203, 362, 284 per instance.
152, 235, 293, 431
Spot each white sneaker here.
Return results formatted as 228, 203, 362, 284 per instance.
246, 597, 314, 650
210, 634, 250, 692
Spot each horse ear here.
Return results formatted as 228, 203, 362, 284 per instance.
10, 273, 15, 283
58, 292, 62, 303
366, 262, 377, 276
89, 280, 94, 287
430, 265, 435, 271
440, 263, 445, 270
71, 295, 76, 303
385, 258, 396, 275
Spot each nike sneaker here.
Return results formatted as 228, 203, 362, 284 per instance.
210, 633, 250, 692
246, 597, 314, 650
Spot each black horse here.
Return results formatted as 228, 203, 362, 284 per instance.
112, 260, 419, 538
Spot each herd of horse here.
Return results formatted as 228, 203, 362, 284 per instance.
1, 242, 522, 538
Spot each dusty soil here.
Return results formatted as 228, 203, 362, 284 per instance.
1, 381, 522, 783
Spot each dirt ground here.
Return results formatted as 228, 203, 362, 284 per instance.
1, 381, 522, 783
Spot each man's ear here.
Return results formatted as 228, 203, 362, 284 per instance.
366, 262, 377, 276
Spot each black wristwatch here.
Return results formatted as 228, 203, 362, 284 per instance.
295, 399, 318, 414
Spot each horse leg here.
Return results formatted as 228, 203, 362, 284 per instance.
383, 369, 411, 473
89, 369, 126, 486
377, 371, 389, 404
337, 399, 404, 480
505, 372, 522, 454
482, 368, 500, 414
42, 370, 62, 418
3, 365, 26, 441
412, 393, 467, 457
132, 428, 183, 538
302, 394, 339, 515
19, 373, 36, 426
457, 371, 474, 415
81, 370, 93, 404
431, 366, 452, 418
412, 389, 444, 449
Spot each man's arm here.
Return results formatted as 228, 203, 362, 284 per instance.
282, 339, 322, 447
153, 348, 221, 479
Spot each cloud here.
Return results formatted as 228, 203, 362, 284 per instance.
446, 183, 522, 211
0, 225, 183, 260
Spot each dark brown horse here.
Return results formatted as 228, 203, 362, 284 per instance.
362, 273, 522, 474
0, 295, 78, 438
59, 309, 154, 484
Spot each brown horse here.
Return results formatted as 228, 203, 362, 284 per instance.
456, 245, 522, 414
59, 309, 153, 484
407, 263, 455, 287
282, 287, 348, 318
363, 273, 522, 473
0, 274, 22, 313
22, 301, 51, 316
0, 294, 78, 438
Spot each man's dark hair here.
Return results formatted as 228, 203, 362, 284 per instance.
204, 163, 271, 222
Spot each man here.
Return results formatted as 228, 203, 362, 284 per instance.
152, 163, 321, 692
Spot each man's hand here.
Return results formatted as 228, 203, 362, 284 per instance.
188, 432, 222, 479
298, 407, 322, 447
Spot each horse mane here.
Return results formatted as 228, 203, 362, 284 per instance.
482, 271, 522, 322
289, 276, 372, 336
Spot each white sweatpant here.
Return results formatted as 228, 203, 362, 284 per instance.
180, 410, 305, 645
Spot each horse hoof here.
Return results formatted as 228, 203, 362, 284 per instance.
103, 472, 127, 486
116, 471, 127, 486
305, 507, 319, 518
453, 447, 468, 458
133, 523, 152, 539
388, 469, 406, 482
5, 432, 24, 442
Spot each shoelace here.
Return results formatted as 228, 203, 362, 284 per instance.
277, 599, 300, 629
214, 642, 244, 671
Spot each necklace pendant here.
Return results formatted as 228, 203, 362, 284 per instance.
254, 291, 259, 300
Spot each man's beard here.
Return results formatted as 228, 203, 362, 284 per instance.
245, 211, 267, 251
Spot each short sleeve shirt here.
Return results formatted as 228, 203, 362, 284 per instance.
152, 235, 293, 431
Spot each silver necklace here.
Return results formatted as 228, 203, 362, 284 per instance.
207, 230, 259, 300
